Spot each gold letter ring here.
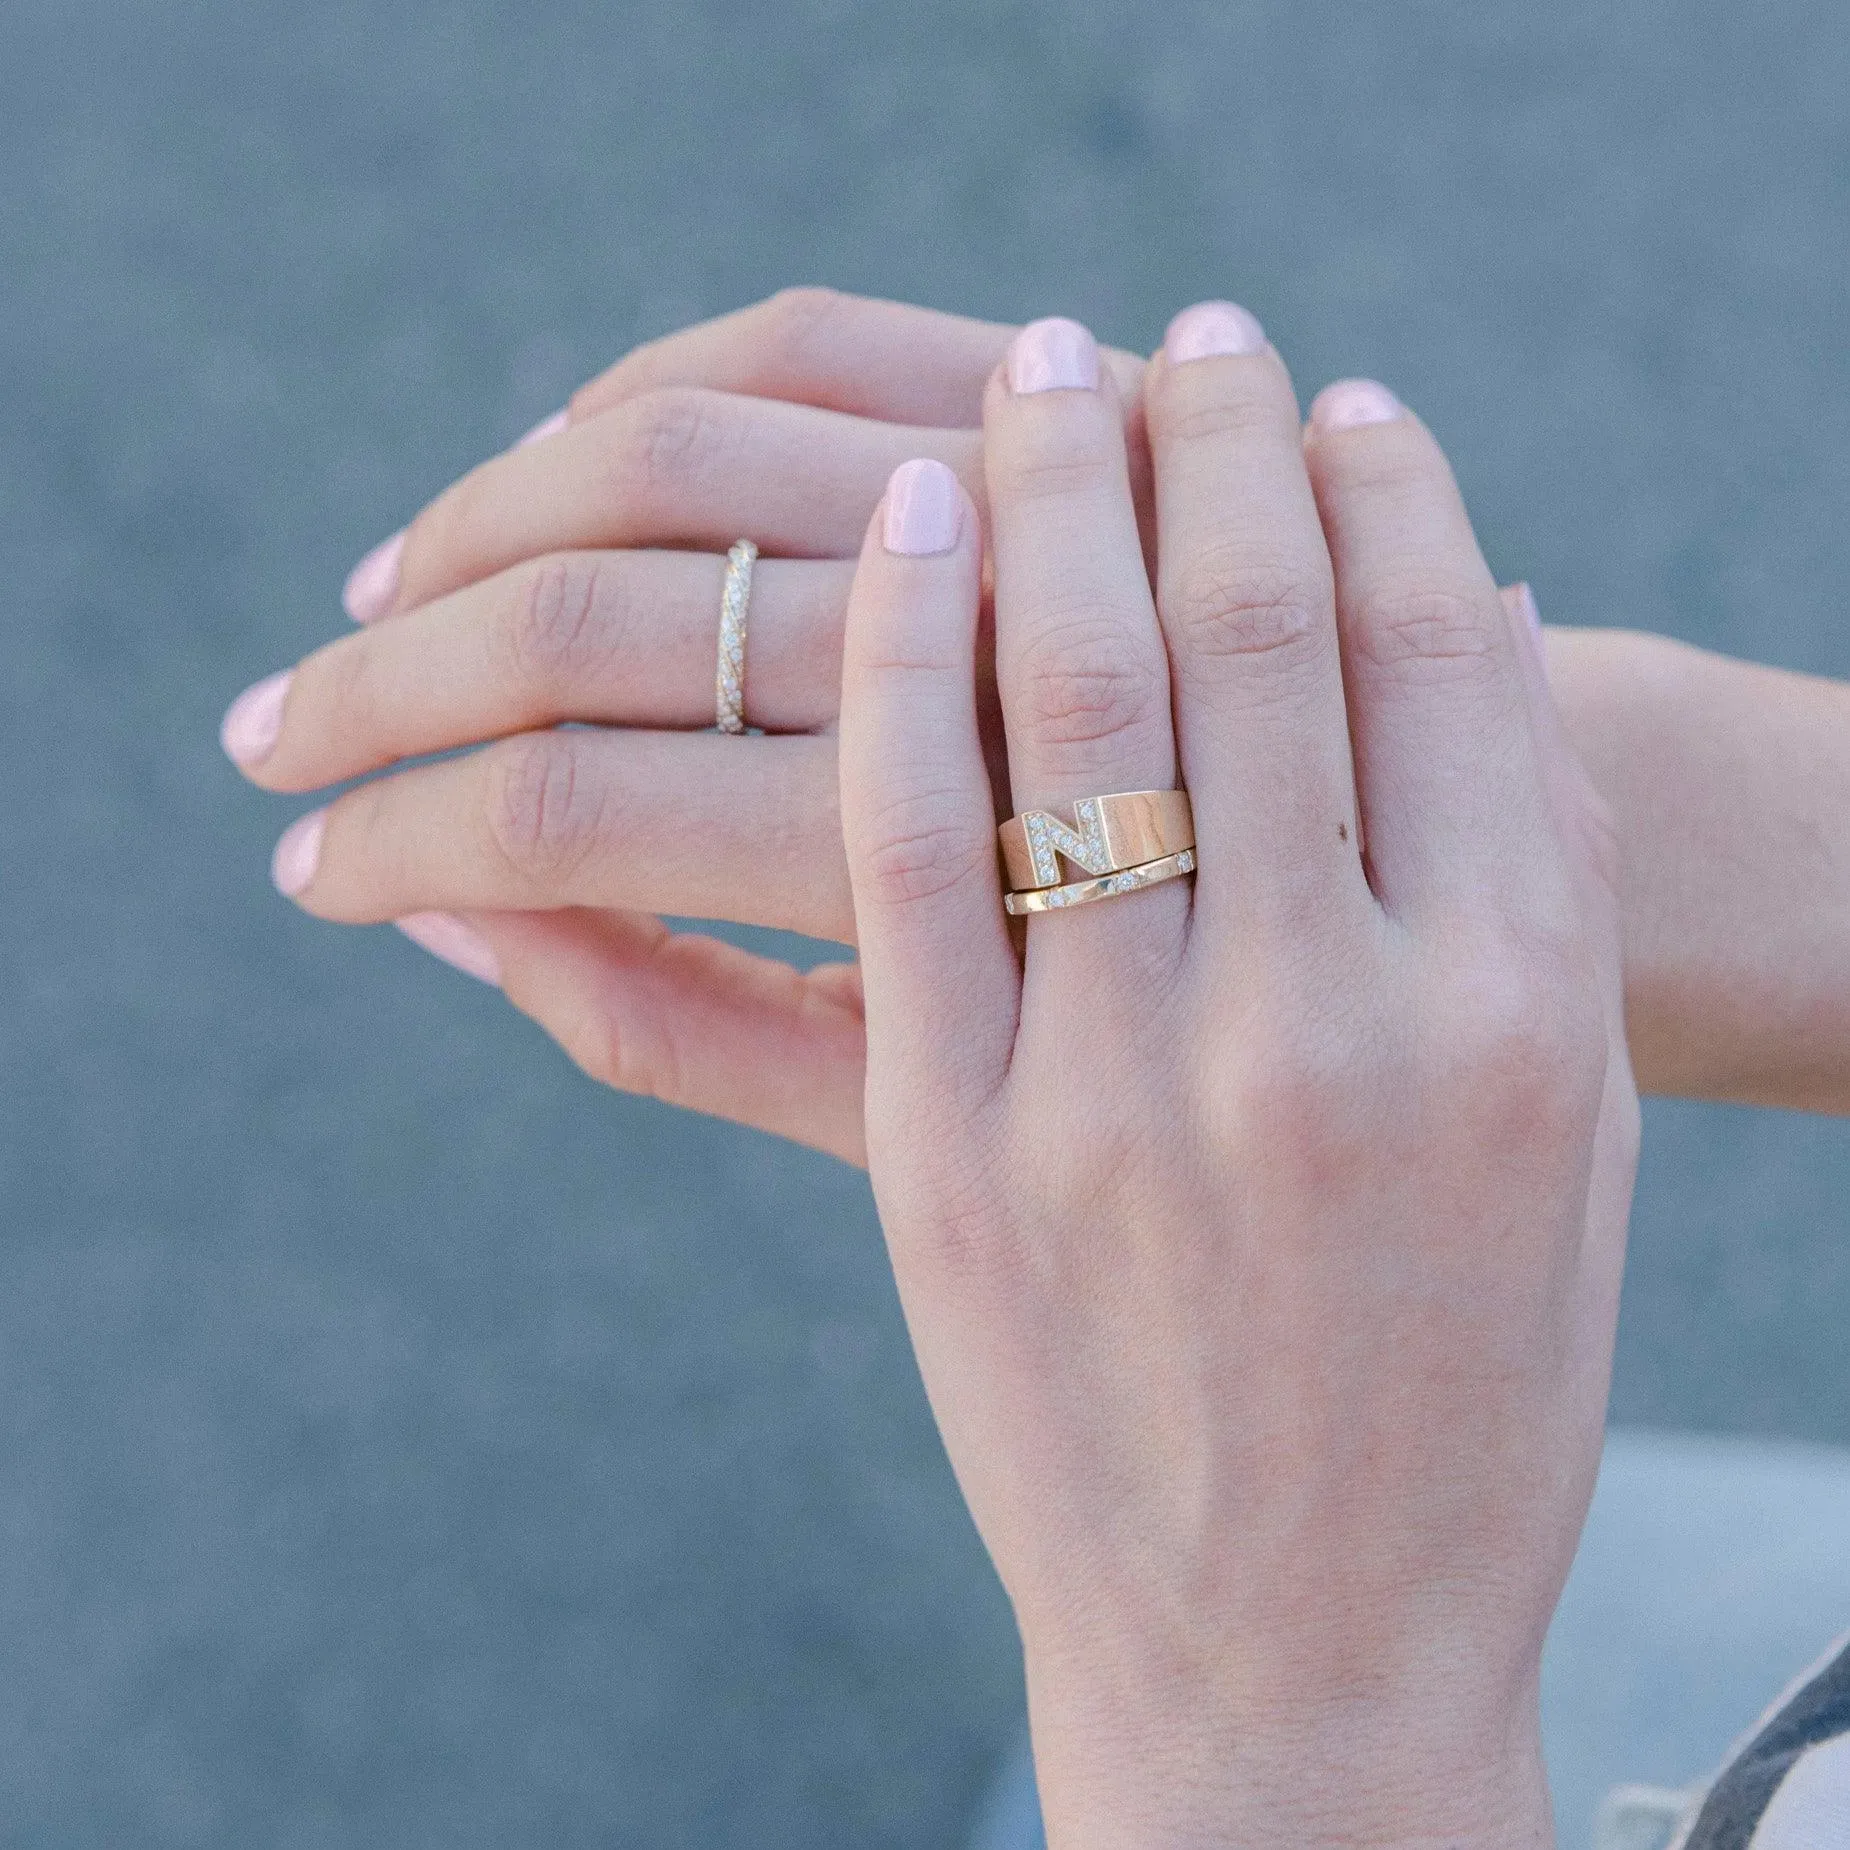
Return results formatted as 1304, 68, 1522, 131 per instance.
998, 790, 1196, 915
1004, 848, 1196, 916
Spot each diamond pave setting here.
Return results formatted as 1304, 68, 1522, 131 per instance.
1021, 797, 1114, 888
714, 539, 757, 733
1004, 848, 1196, 916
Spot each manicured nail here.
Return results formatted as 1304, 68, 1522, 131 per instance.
1008, 317, 1100, 395
883, 459, 964, 557
1164, 300, 1267, 364
515, 408, 569, 449
396, 912, 502, 986
1311, 379, 1404, 432
271, 809, 326, 899
219, 669, 293, 769
342, 530, 405, 624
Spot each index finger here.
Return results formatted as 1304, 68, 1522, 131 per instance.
571, 287, 1148, 429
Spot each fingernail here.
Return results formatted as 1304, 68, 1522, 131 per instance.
220, 669, 293, 769
883, 458, 964, 557
1311, 379, 1404, 432
271, 809, 326, 899
515, 408, 569, 449
1164, 300, 1267, 364
396, 912, 502, 986
342, 530, 405, 624
1007, 317, 1100, 395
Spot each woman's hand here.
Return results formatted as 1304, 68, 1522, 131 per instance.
220, 290, 1510, 1161
837, 313, 1638, 1849
224, 286, 1850, 1152
222, 292, 1146, 1164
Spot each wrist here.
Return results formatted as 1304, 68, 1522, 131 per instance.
1020, 1657, 1553, 1850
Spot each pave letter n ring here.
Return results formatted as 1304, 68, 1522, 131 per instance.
999, 790, 1196, 916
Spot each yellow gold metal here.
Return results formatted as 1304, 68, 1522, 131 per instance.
1003, 848, 1196, 916
998, 789, 1194, 890
715, 540, 758, 734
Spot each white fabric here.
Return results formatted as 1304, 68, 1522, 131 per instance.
1747, 1731, 1850, 1850
1593, 1784, 1700, 1850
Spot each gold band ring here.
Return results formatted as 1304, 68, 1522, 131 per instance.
1004, 849, 1197, 916
999, 789, 1194, 891
714, 540, 758, 734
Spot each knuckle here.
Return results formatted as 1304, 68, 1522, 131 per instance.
614, 387, 731, 506
899, 1169, 1025, 1296
1354, 585, 1500, 682
485, 732, 610, 886
1011, 612, 1167, 752
503, 555, 625, 692
1164, 552, 1329, 669
754, 285, 847, 364
1432, 933, 1608, 1131
580, 978, 686, 1109
315, 637, 387, 746
855, 790, 991, 909
1204, 1024, 1387, 1204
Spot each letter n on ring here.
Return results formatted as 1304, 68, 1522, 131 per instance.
1022, 798, 1114, 888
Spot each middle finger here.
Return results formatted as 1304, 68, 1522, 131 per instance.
386, 393, 984, 618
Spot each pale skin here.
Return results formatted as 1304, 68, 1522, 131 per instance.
222, 289, 1850, 1166
837, 314, 1635, 1847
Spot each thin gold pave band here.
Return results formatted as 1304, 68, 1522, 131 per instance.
1004, 849, 1197, 916
714, 540, 758, 734
999, 789, 1194, 891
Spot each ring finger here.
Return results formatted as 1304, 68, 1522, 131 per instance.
228, 551, 855, 797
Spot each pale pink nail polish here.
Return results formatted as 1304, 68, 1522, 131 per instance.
342, 530, 405, 624
396, 912, 503, 986
220, 669, 293, 769
883, 459, 964, 557
515, 408, 569, 448
1312, 379, 1404, 432
1008, 317, 1100, 395
1164, 300, 1267, 364
271, 809, 326, 899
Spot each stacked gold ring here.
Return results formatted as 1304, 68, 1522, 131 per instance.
999, 790, 1196, 916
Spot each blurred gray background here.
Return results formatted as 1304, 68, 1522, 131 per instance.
2, 1, 1848, 1844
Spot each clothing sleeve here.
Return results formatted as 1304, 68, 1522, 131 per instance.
1675, 1636, 1850, 1850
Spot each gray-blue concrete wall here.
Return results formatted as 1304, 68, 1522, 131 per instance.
2, 2, 1847, 1842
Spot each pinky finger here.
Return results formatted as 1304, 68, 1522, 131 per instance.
432, 907, 870, 1167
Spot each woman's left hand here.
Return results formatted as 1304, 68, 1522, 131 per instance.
838, 311, 1638, 1848
224, 290, 1152, 1165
